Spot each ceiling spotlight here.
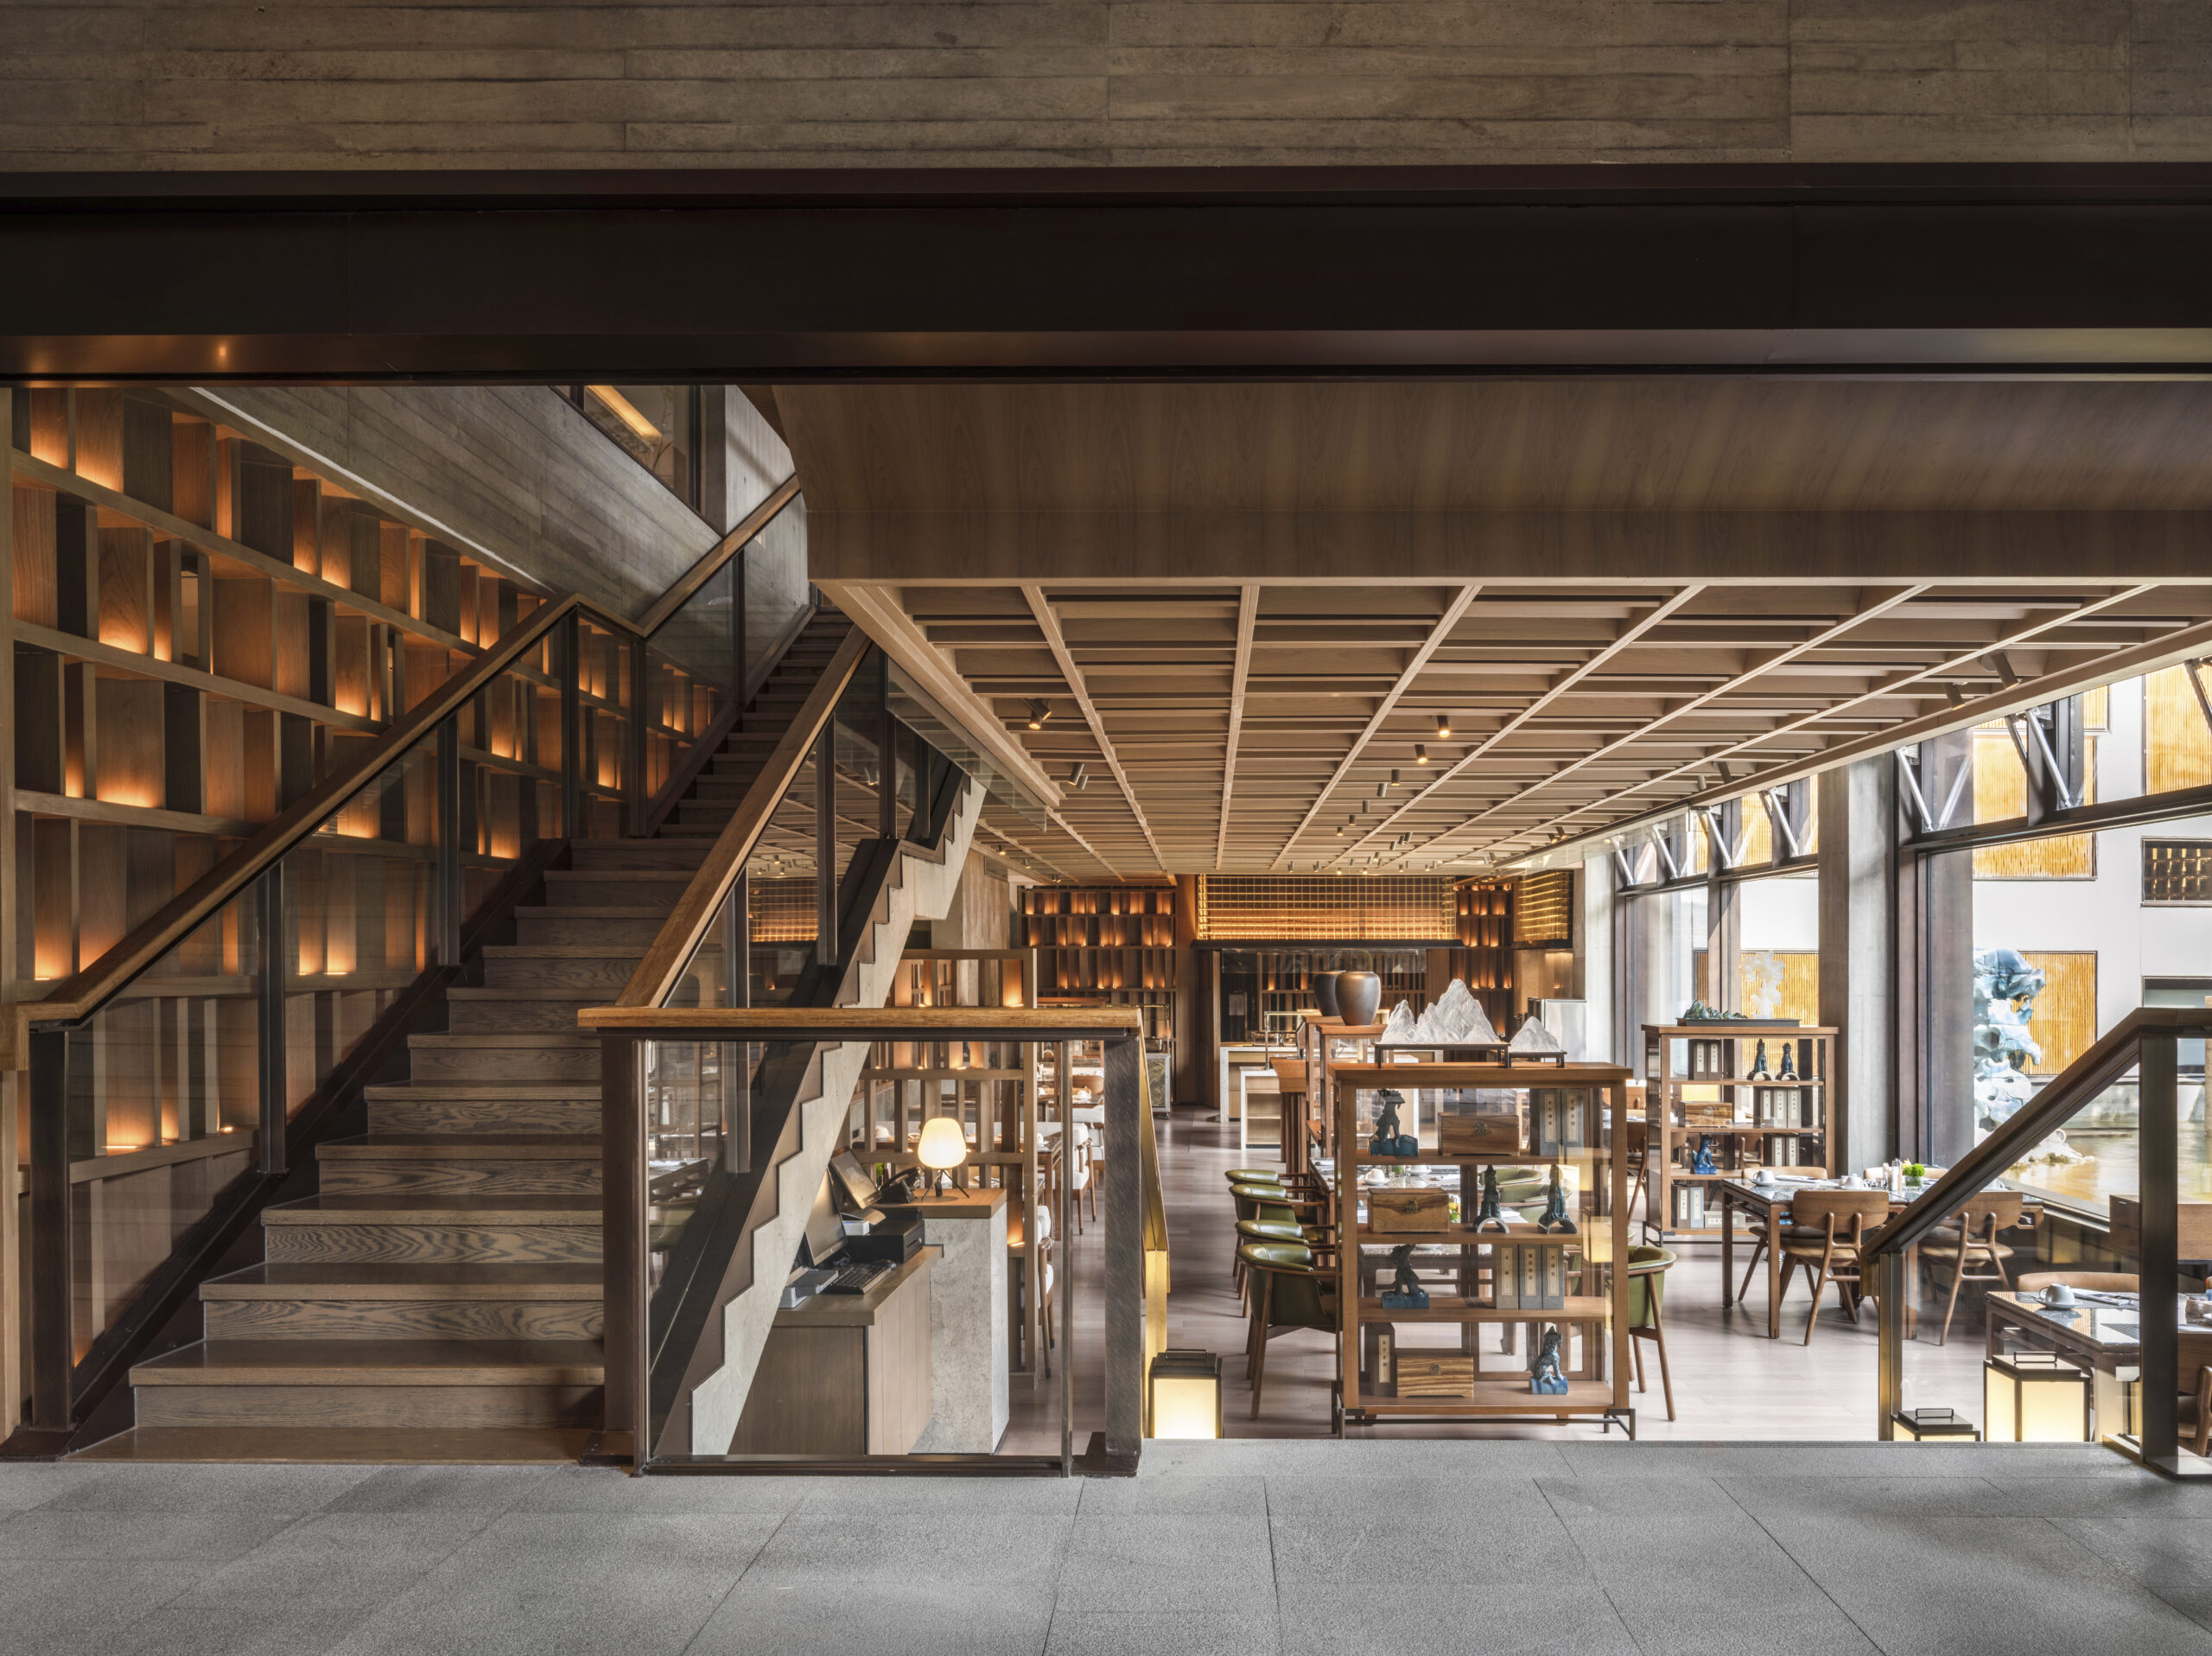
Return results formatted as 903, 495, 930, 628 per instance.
1068, 761, 1090, 790
1025, 698, 1051, 730
1389, 769, 1402, 787
1335, 825, 1345, 837
1435, 714, 1452, 739
1415, 744, 1429, 765
1376, 781, 1389, 799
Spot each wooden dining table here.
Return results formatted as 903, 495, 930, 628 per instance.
1718, 1175, 2042, 1340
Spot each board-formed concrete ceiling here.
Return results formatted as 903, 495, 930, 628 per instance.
784, 380, 2212, 881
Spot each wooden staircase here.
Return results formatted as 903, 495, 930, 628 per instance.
99, 614, 853, 1461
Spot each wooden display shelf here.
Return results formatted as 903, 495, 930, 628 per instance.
1352, 1379, 1616, 1414
1354, 1150, 1587, 1166
1356, 1296, 1611, 1322
1642, 1022, 1835, 1245
1333, 1059, 1635, 1435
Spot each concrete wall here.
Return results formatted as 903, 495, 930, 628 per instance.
8, 3, 2208, 169
200, 385, 798, 621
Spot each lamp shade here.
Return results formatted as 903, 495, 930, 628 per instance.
1147, 1349, 1224, 1439
1985, 1352, 2090, 1443
916, 1117, 968, 1173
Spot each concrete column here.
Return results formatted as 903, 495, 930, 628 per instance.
1818, 756, 1897, 1175
1580, 850, 1616, 1064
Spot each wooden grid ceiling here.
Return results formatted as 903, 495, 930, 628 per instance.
782, 382, 2212, 882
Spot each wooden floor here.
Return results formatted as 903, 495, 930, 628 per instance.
1008, 1107, 1992, 1449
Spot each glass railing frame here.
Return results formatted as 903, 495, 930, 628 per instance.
1866, 1005, 2212, 1471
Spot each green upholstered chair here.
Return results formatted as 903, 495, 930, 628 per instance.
1227, 1169, 1284, 1186
1626, 1244, 1676, 1421
1236, 1240, 1339, 1420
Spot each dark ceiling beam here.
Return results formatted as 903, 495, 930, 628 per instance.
4, 164, 2212, 379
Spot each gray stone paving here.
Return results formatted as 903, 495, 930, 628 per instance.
0, 1443, 2205, 1655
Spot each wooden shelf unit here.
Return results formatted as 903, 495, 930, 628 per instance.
1640, 1022, 1836, 1244
1332, 1060, 1633, 1432
1019, 884, 1178, 1044
1453, 880, 1516, 1029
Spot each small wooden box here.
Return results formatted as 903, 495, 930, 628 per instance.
1367, 1185, 1449, 1232
1439, 1112, 1520, 1156
1394, 1349, 1475, 1398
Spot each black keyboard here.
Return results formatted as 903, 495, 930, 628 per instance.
822, 1259, 894, 1296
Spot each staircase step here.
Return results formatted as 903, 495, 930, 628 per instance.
366, 1085, 600, 1137
445, 988, 608, 1033
672, 801, 740, 829
567, 839, 712, 871
131, 1341, 603, 1429
478, 947, 640, 993
263, 1194, 601, 1265
201, 1263, 601, 1341
317, 1133, 600, 1196
408, 1032, 597, 1083
513, 906, 668, 947
71, 1426, 593, 1463
542, 869, 697, 908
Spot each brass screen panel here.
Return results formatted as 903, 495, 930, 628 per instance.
2147, 666, 2212, 795
2020, 951, 2097, 1078
2143, 839, 2212, 905
1194, 876, 1452, 941
748, 876, 817, 942
1513, 870, 1573, 946
1971, 726, 2094, 879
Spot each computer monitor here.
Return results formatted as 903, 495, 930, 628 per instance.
798, 1171, 846, 1268
829, 1151, 880, 1216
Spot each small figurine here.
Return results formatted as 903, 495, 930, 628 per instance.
1368, 1089, 1418, 1158
1535, 1163, 1573, 1233
1777, 1042, 1798, 1082
1690, 1134, 1718, 1176
1469, 1165, 1510, 1233
1748, 1039, 1770, 1080
1529, 1325, 1569, 1396
1381, 1242, 1429, 1309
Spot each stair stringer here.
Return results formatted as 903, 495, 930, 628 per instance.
684, 784, 983, 1455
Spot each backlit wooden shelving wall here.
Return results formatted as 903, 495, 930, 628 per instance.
1452, 880, 1516, 1029
1019, 884, 1177, 1043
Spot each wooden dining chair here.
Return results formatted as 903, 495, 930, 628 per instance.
1237, 1240, 1339, 1420
1916, 1193, 2028, 1346
1626, 1245, 1676, 1421
1779, 1190, 1893, 1346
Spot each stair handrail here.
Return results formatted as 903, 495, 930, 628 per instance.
1861, 1006, 2209, 1264
611, 627, 871, 1011
9, 473, 804, 1058
1864, 1003, 2212, 1457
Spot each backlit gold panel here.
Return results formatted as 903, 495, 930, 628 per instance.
1513, 870, 1573, 946
1195, 876, 1453, 940
2146, 666, 2212, 794
2020, 951, 2096, 1077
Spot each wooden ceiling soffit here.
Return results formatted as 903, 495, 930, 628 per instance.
1217, 584, 1261, 870
806, 510, 2212, 588
1515, 603, 2212, 870
1274, 584, 1481, 868
1023, 585, 1168, 871
814, 582, 1063, 813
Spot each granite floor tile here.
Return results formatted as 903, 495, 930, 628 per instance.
0, 1558, 203, 1655
1268, 1507, 1588, 1590
36, 1462, 376, 1514
743, 1512, 1071, 1589
104, 1602, 378, 1656
1276, 1581, 1639, 1656
322, 1463, 562, 1513
2057, 1515, 2212, 1591
171, 1513, 496, 1608
1077, 1472, 1268, 1515
690, 1577, 1057, 1656
0, 1508, 299, 1563
510, 1467, 812, 1516
1047, 1608, 1281, 1656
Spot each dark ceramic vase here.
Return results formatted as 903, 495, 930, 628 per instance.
1313, 971, 1343, 1018
1337, 969, 1382, 1028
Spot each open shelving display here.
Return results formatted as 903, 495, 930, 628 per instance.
1020, 883, 1178, 1046
1640, 1022, 1835, 1243
1332, 1060, 1633, 1432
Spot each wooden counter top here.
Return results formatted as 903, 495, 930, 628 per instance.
876, 1187, 1009, 1221
773, 1246, 937, 1328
